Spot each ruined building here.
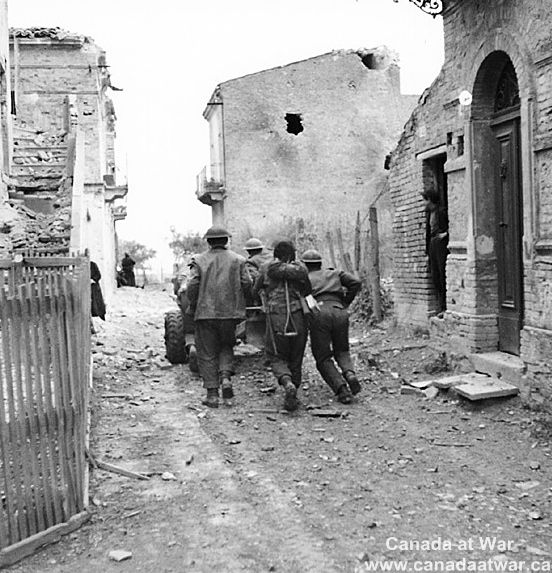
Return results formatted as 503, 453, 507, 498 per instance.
388, 0, 552, 402
2, 27, 127, 297
196, 47, 417, 256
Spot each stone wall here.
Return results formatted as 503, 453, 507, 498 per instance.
214, 47, 417, 263
389, 0, 552, 398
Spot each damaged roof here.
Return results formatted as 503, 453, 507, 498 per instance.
10, 27, 92, 44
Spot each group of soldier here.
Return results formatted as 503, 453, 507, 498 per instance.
186, 225, 362, 411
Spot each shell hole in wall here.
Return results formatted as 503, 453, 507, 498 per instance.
285, 113, 303, 135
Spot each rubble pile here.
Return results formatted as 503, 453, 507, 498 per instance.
0, 187, 72, 256
0, 202, 71, 255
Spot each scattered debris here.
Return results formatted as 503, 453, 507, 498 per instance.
122, 510, 142, 519
400, 386, 425, 397
309, 409, 342, 418
409, 380, 434, 389
108, 550, 132, 562
88, 451, 149, 481
259, 386, 277, 394
424, 386, 440, 399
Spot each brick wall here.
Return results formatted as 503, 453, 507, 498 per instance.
389, 0, 552, 398
215, 47, 417, 264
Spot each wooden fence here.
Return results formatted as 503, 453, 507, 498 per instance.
0, 254, 91, 567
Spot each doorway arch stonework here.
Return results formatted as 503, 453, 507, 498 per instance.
463, 35, 534, 355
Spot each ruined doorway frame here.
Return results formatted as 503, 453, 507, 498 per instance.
470, 51, 525, 355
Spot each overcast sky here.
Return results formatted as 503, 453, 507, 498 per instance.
9, 0, 444, 272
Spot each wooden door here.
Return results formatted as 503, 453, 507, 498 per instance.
493, 116, 523, 355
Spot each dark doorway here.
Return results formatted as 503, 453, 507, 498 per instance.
423, 154, 449, 314
491, 61, 523, 355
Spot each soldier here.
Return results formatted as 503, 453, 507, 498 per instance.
187, 226, 252, 408
244, 237, 272, 306
421, 189, 449, 317
244, 238, 272, 278
253, 240, 311, 411
301, 249, 362, 404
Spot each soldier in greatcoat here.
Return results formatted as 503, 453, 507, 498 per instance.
187, 226, 252, 408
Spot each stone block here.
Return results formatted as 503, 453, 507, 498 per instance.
470, 352, 526, 385
454, 377, 519, 401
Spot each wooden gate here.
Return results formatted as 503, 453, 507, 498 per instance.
0, 254, 91, 567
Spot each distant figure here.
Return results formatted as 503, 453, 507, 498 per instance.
253, 240, 311, 411
187, 226, 252, 408
121, 252, 136, 287
90, 261, 106, 321
421, 189, 449, 317
301, 249, 362, 404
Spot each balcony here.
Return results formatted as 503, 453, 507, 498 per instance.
196, 166, 226, 206
112, 205, 127, 221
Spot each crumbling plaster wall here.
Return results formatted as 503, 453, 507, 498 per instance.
218, 48, 417, 260
389, 0, 552, 399
9, 32, 121, 299
10, 37, 111, 183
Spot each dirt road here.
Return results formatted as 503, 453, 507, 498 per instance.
7, 286, 552, 572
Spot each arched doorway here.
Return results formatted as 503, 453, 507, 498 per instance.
471, 52, 523, 355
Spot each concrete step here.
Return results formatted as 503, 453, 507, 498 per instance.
469, 351, 525, 385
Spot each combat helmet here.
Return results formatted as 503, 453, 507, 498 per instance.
204, 225, 231, 239
301, 249, 323, 263
244, 237, 264, 251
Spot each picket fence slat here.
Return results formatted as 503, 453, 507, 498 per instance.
0, 288, 29, 542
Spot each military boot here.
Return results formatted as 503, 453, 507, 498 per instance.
280, 375, 298, 412
221, 377, 234, 399
344, 370, 361, 395
336, 384, 353, 404
202, 388, 219, 408
316, 360, 345, 394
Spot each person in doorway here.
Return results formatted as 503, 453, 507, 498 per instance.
253, 240, 311, 411
121, 252, 136, 287
301, 249, 362, 404
90, 260, 106, 321
187, 226, 252, 408
421, 189, 449, 317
